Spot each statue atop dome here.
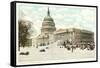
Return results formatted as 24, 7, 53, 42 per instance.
47, 7, 50, 16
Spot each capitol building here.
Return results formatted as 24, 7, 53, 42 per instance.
36, 8, 56, 47
35, 8, 95, 50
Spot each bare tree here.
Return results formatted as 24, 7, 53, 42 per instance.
18, 20, 32, 51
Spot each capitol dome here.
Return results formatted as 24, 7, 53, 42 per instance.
42, 16, 55, 26
43, 16, 54, 21
41, 7, 56, 34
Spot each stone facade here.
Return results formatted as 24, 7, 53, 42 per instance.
54, 28, 95, 49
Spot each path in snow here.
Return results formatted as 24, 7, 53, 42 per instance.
17, 41, 96, 65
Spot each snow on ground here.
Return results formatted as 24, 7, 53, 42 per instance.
17, 41, 96, 65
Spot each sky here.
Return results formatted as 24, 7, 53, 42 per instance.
16, 3, 96, 38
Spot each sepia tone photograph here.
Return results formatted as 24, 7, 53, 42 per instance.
15, 2, 97, 66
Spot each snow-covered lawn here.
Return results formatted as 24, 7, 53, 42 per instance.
17, 41, 96, 65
